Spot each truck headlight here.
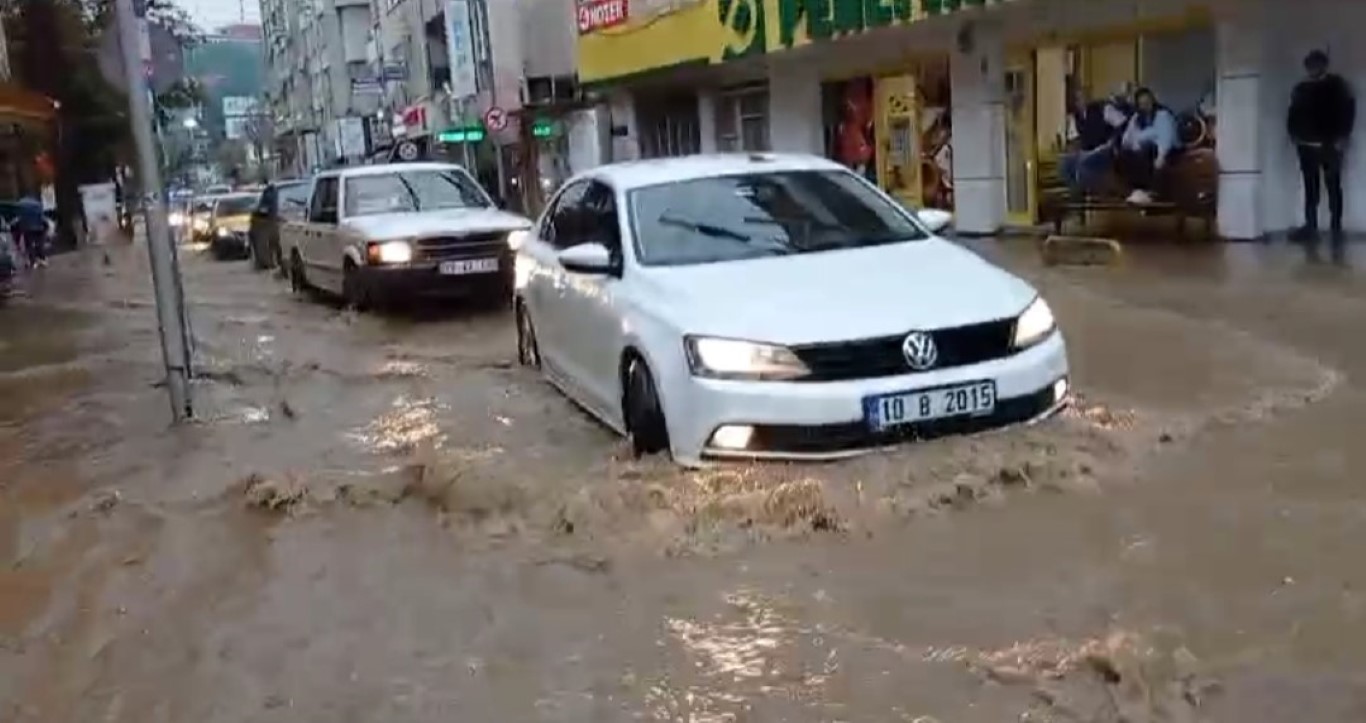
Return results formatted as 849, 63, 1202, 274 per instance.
367, 240, 413, 264
1012, 296, 1056, 349
684, 336, 810, 381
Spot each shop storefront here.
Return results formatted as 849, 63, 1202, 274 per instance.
577, 0, 1366, 238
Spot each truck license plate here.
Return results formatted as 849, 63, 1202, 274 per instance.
439, 258, 498, 275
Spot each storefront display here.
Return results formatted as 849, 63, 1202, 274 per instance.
820, 59, 952, 210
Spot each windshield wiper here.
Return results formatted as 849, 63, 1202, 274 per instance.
657, 215, 753, 242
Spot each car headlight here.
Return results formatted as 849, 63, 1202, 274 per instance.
367, 240, 413, 264
216, 226, 233, 238
684, 336, 810, 381
193, 218, 209, 232
168, 212, 185, 227
1012, 296, 1056, 349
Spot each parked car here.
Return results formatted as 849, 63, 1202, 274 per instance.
247, 178, 310, 271
0, 230, 16, 302
512, 153, 1071, 467
207, 193, 258, 260
280, 162, 532, 309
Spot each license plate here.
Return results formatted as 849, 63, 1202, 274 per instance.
439, 258, 498, 275
865, 381, 997, 431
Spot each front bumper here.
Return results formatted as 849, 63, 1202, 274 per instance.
668, 331, 1070, 464
210, 232, 250, 257
358, 256, 513, 301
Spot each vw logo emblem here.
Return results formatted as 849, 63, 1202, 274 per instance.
902, 331, 938, 371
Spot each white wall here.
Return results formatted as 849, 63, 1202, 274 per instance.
766, 57, 823, 155
520, 0, 576, 78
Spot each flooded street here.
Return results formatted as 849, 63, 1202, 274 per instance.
3, 238, 1366, 721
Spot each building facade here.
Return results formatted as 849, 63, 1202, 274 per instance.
576, 0, 1366, 239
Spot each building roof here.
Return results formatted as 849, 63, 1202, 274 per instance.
576, 153, 847, 191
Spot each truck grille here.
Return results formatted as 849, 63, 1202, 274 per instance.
789, 319, 1018, 382
415, 232, 508, 261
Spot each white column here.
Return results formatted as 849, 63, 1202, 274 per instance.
698, 90, 720, 154
767, 57, 823, 154
607, 91, 640, 162
1215, 0, 1267, 239
950, 21, 1006, 235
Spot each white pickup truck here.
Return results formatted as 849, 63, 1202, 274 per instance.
280, 162, 533, 309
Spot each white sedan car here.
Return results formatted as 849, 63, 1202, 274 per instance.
513, 154, 1069, 466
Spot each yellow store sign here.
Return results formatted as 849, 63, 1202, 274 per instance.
577, 0, 1012, 84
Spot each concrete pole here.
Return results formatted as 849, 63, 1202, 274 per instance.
115, 0, 193, 421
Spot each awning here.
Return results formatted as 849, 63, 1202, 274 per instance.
0, 82, 57, 123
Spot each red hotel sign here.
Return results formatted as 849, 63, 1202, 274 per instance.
577, 0, 628, 34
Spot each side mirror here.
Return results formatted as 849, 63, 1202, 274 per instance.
916, 208, 954, 234
558, 242, 616, 275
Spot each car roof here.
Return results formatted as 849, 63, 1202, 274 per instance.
321, 162, 470, 180
573, 153, 847, 192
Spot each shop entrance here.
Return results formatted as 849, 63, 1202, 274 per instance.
1020, 21, 1218, 233
821, 57, 953, 211
1004, 51, 1036, 225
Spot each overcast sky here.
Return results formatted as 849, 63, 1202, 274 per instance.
180, 0, 260, 31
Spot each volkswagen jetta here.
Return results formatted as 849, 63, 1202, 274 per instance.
513, 154, 1069, 467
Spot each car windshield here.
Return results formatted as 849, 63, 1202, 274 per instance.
628, 170, 926, 267
344, 169, 489, 217
215, 196, 256, 216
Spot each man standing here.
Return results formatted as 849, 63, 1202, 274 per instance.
1288, 50, 1356, 243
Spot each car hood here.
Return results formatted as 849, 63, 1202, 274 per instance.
343, 208, 531, 240
637, 239, 1038, 345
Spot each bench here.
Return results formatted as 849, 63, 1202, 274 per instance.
1037, 143, 1219, 240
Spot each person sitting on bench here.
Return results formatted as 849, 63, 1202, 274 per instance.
1060, 87, 1131, 197
1116, 87, 1179, 204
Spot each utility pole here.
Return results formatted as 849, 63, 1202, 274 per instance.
115, 0, 194, 421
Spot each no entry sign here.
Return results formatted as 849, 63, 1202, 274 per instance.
484, 106, 508, 132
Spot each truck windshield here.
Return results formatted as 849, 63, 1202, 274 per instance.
344, 169, 491, 217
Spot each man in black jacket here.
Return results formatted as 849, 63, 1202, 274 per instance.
1288, 50, 1356, 243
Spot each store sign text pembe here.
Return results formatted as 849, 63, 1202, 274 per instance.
775, 0, 1000, 48
578, 0, 629, 34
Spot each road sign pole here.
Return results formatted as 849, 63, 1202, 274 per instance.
115, 0, 193, 421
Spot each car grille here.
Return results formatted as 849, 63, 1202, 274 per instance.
415, 232, 508, 261
789, 318, 1018, 382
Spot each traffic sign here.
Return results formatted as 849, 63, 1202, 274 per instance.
437, 124, 486, 144
483, 106, 507, 132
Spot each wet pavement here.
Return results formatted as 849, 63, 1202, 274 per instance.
2, 237, 1366, 721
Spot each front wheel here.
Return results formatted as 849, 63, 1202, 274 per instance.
342, 261, 370, 311
289, 251, 310, 295
516, 301, 540, 368
623, 358, 670, 458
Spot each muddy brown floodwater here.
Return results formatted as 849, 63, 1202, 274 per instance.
3, 238, 1366, 721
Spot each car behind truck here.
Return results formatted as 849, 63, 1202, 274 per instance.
280, 163, 531, 310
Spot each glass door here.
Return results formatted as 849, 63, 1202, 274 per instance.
1003, 52, 1036, 225
874, 74, 921, 208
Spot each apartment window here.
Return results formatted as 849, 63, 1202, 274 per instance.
715, 85, 770, 152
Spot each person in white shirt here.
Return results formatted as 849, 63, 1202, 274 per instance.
1115, 87, 1180, 204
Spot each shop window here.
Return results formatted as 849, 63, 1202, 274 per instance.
716, 86, 770, 152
